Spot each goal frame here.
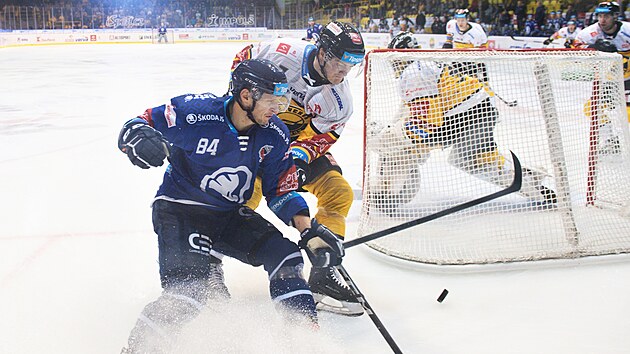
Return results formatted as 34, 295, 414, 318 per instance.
360, 48, 630, 265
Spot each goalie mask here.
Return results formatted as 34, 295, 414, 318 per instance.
388, 31, 420, 49
230, 59, 291, 123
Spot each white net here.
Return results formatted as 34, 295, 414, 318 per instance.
359, 49, 630, 265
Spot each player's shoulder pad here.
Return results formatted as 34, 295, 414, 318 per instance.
170, 93, 228, 125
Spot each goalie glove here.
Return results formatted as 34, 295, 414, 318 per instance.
118, 118, 170, 169
299, 219, 344, 268
589, 38, 618, 53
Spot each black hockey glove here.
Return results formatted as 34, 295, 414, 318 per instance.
293, 158, 309, 190
118, 119, 170, 169
564, 39, 574, 48
299, 219, 344, 268
543, 38, 552, 46
589, 39, 618, 53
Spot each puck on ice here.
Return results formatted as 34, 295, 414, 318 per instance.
437, 289, 449, 303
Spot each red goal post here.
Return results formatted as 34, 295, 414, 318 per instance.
359, 48, 630, 265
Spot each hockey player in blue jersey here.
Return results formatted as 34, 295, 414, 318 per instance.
157, 23, 168, 43
118, 59, 344, 353
303, 17, 323, 41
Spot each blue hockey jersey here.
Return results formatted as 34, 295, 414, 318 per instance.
136, 92, 308, 224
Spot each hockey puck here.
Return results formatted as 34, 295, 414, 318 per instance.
437, 289, 449, 303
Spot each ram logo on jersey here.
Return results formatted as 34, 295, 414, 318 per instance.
199, 166, 253, 203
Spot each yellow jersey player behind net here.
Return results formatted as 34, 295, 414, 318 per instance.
573, 1, 630, 155
231, 21, 366, 316
443, 9, 490, 84
369, 32, 558, 216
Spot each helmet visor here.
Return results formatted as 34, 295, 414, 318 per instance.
252, 83, 292, 112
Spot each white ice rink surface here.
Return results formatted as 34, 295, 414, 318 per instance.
2, 43, 630, 354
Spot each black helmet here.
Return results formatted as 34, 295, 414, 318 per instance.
388, 31, 419, 49
230, 59, 289, 102
454, 8, 470, 19
230, 59, 291, 119
317, 21, 365, 65
595, 1, 620, 15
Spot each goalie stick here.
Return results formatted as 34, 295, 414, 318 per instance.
344, 151, 523, 249
337, 264, 403, 354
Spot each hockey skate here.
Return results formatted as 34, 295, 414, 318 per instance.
208, 261, 231, 301
520, 167, 557, 204
308, 267, 364, 316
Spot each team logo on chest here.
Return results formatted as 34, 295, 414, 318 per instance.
200, 166, 253, 203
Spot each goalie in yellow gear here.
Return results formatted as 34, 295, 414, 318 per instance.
369, 34, 558, 215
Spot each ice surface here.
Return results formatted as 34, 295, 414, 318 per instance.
1, 43, 629, 354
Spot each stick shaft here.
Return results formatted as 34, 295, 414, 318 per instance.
337, 265, 403, 354
345, 151, 522, 249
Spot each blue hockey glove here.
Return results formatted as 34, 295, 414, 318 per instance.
299, 219, 344, 268
118, 119, 170, 169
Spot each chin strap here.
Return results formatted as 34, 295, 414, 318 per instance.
235, 95, 258, 124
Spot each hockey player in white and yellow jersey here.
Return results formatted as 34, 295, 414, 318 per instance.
231, 21, 365, 316
443, 9, 488, 49
370, 33, 557, 215
573, 1, 630, 153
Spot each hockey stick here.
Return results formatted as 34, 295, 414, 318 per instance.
344, 151, 523, 249
509, 35, 547, 44
337, 264, 403, 354
495, 92, 518, 107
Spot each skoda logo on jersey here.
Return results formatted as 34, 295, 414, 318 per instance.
341, 51, 364, 65
186, 113, 224, 124
200, 166, 253, 203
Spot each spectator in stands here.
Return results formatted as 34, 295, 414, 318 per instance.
390, 18, 402, 36
565, 4, 578, 21
415, 3, 427, 33
515, 0, 527, 30
524, 13, 537, 35
535, 0, 546, 27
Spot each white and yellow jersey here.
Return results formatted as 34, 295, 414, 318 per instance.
233, 38, 355, 162
552, 26, 581, 40
398, 61, 490, 130
444, 20, 488, 48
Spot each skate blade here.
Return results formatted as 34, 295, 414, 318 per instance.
313, 294, 364, 317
